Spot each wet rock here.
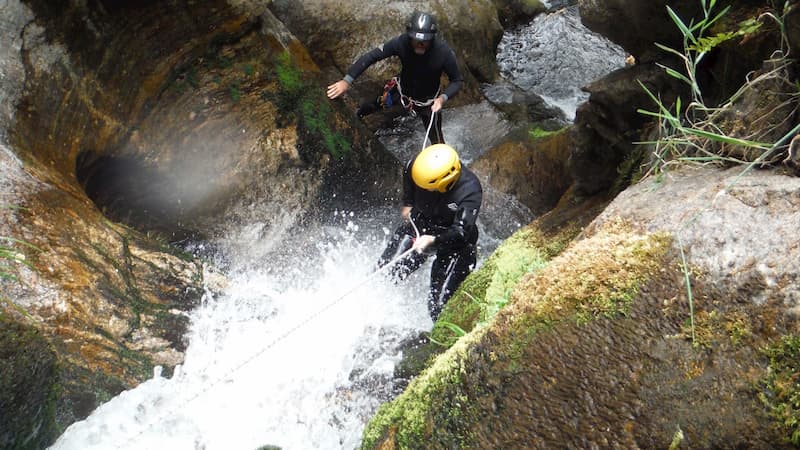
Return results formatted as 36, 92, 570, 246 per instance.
570, 62, 684, 195
1, 0, 397, 443
269, 0, 504, 104
472, 127, 572, 216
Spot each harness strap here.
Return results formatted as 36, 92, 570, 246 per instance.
392, 76, 440, 111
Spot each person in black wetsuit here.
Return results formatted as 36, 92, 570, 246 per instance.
377, 144, 482, 321
326, 11, 462, 144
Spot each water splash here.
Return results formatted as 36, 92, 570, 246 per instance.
51, 214, 432, 450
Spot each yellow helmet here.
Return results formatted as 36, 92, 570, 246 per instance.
411, 144, 461, 192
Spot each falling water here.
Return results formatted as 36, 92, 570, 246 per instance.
51, 211, 434, 449
497, 5, 628, 120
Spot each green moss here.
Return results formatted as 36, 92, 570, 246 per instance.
431, 223, 578, 349
501, 222, 671, 375
276, 50, 303, 95
529, 126, 566, 140
362, 336, 485, 448
363, 221, 674, 446
680, 309, 754, 349
760, 334, 800, 444
427, 227, 546, 349
274, 51, 351, 159
0, 314, 60, 449
300, 97, 351, 159
228, 82, 241, 102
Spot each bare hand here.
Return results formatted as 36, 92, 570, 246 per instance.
401, 206, 412, 221
413, 235, 436, 253
431, 96, 445, 113
327, 80, 350, 99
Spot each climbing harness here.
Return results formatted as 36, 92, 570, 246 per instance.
377, 77, 439, 148
381, 76, 439, 118
379, 78, 398, 107
116, 218, 423, 448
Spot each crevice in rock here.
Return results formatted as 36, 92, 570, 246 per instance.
75, 149, 195, 241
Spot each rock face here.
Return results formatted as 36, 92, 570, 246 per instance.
3, 0, 800, 447
364, 166, 800, 448
472, 128, 572, 216
12, 0, 399, 240
1, 130, 210, 443
570, 0, 793, 195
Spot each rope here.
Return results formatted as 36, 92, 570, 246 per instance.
389, 77, 439, 150
422, 110, 436, 151
393, 76, 438, 109
114, 218, 422, 448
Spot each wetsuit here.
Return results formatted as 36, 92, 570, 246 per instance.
343, 34, 462, 144
378, 158, 482, 321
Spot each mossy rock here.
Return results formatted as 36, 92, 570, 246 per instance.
0, 314, 60, 449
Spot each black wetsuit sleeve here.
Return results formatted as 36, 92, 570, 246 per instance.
434, 188, 481, 247
441, 46, 462, 100
346, 36, 402, 81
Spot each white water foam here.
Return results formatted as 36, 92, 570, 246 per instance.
51, 217, 432, 450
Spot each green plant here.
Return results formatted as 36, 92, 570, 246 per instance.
275, 50, 303, 99
0, 231, 40, 281
637, 0, 799, 176
638, 1, 799, 346
677, 235, 696, 345
669, 426, 685, 450
228, 82, 241, 102
428, 321, 467, 346
275, 50, 351, 159
528, 126, 563, 139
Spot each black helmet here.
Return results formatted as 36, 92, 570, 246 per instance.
406, 11, 437, 42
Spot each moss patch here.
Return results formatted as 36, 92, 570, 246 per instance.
505, 219, 671, 351
396, 201, 599, 380
760, 334, 800, 445
528, 125, 566, 140
684, 309, 754, 349
430, 226, 551, 347
362, 332, 487, 448
0, 314, 60, 449
272, 50, 351, 160
364, 218, 672, 447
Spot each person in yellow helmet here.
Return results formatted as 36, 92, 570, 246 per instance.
377, 144, 482, 321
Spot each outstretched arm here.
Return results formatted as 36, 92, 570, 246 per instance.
327, 37, 401, 100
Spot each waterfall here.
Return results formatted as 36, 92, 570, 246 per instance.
50, 5, 626, 448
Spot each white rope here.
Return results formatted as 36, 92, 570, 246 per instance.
421, 110, 436, 151
393, 76, 438, 109
389, 77, 439, 151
